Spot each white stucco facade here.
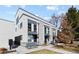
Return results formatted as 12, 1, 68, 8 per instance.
0, 19, 15, 48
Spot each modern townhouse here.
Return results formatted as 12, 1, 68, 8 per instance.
0, 18, 14, 48
0, 8, 58, 49
15, 8, 58, 46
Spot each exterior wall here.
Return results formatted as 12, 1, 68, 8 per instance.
15, 8, 58, 46
15, 15, 28, 46
15, 14, 39, 45
38, 21, 44, 45
38, 22, 56, 45
0, 19, 14, 48
49, 26, 53, 44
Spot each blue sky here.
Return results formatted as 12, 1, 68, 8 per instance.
0, 5, 79, 21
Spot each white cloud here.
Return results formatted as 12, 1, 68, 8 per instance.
58, 11, 66, 15
35, 14, 39, 16
46, 5, 58, 11
43, 17, 50, 21
4, 5, 11, 7
39, 5, 43, 7
19, 5, 26, 9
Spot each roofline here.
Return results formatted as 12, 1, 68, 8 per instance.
15, 8, 20, 17
0, 18, 14, 23
16, 8, 50, 23
16, 8, 57, 28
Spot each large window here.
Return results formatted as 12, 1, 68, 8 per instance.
28, 23, 31, 32
28, 19, 37, 32
44, 26, 49, 34
34, 24, 37, 32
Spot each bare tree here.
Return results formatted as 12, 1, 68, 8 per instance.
50, 13, 64, 28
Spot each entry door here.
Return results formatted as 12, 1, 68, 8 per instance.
33, 35, 37, 42
44, 36, 49, 44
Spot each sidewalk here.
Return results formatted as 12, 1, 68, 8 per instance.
6, 45, 76, 54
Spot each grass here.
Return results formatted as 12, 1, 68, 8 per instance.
42, 44, 48, 46
30, 49, 57, 54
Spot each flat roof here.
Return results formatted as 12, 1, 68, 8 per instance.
0, 18, 14, 23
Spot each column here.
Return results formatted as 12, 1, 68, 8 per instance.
31, 23, 34, 32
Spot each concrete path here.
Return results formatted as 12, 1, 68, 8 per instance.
46, 46, 74, 54
6, 45, 76, 54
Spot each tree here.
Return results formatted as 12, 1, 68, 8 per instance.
66, 6, 79, 40
50, 14, 64, 28
49, 14, 58, 27
57, 15, 74, 44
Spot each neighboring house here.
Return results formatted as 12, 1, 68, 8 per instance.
0, 19, 15, 48
15, 8, 58, 46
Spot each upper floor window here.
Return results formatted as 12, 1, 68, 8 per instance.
28, 19, 37, 32
20, 22, 23, 29
34, 24, 37, 32
28, 23, 31, 32
44, 26, 49, 34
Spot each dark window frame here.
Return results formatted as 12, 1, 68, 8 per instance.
20, 22, 23, 29
34, 24, 37, 32
28, 23, 31, 32
44, 26, 49, 34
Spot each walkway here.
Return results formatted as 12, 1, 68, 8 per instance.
46, 46, 74, 54
7, 45, 76, 54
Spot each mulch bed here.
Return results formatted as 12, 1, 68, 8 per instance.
0, 48, 7, 54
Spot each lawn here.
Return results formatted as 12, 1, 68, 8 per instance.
30, 49, 57, 54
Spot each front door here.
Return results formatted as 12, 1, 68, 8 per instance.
33, 35, 37, 42
44, 38, 47, 44
44, 35, 49, 44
